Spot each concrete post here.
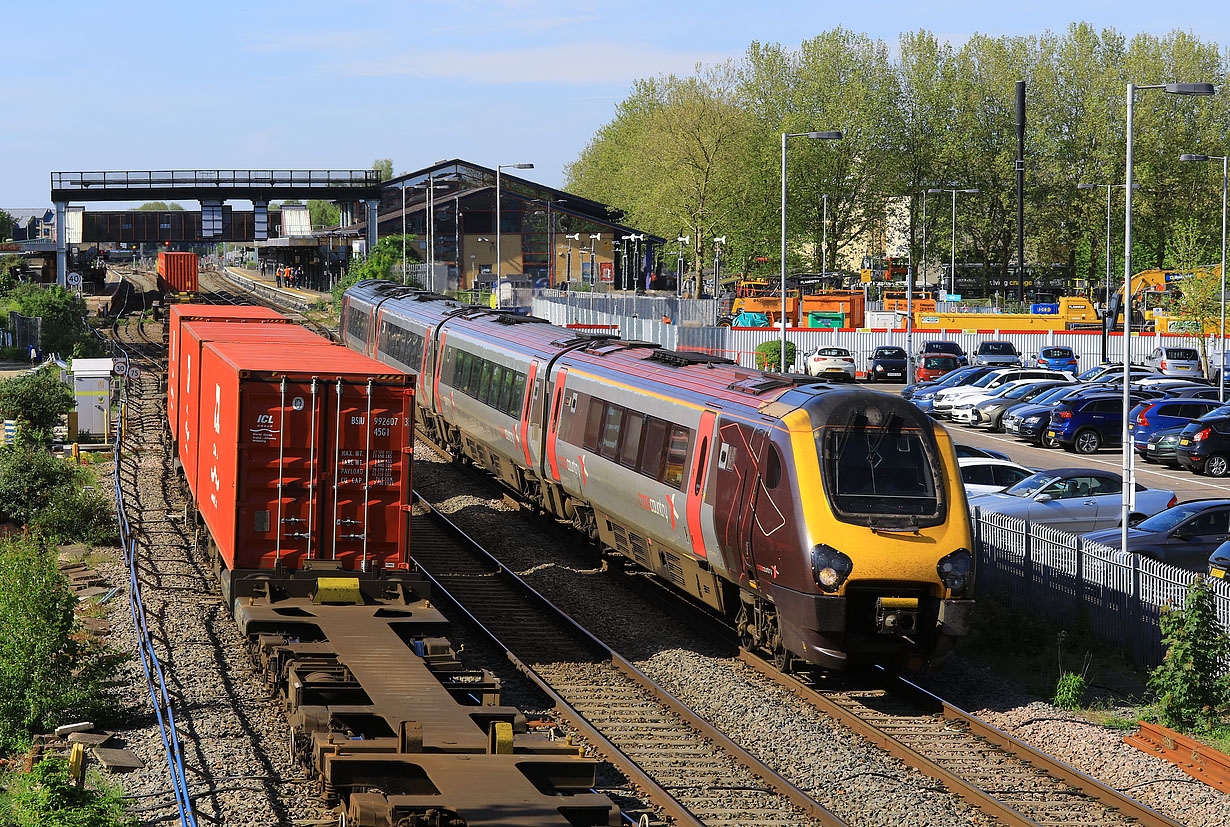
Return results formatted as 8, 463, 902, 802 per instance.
365, 200, 379, 256
55, 201, 67, 286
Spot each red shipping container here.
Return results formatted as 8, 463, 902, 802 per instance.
167, 305, 287, 437
158, 252, 199, 293
193, 341, 413, 572
176, 321, 330, 487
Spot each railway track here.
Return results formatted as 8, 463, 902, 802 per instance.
409, 495, 847, 827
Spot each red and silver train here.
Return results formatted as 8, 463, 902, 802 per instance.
342, 280, 976, 670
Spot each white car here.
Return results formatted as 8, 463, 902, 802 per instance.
806, 347, 857, 381
932, 368, 1075, 417
949, 379, 1058, 425
958, 457, 1035, 497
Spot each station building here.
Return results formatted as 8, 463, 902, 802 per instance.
367, 160, 665, 293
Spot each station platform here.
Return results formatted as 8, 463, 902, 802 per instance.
221, 265, 330, 310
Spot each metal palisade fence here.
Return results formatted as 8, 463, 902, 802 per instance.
973, 506, 1230, 669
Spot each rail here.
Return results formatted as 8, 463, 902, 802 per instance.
92, 310, 198, 827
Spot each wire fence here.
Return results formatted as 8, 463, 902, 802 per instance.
973, 506, 1230, 669
94, 318, 198, 826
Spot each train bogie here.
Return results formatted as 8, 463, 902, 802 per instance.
191, 340, 414, 573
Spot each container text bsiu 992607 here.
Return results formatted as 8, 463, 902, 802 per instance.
191, 340, 414, 574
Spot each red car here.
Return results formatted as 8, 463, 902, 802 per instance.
916, 354, 961, 383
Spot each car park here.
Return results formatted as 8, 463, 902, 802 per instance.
1146, 345, 1204, 378
969, 380, 1073, 431
931, 368, 1074, 418
1175, 407, 1230, 477
1083, 499, 1230, 571
971, 340, 1021, 367
919, 340, 969, 366
957, 457, 1035, 497
1003, 385, 1094, 446
915, 354, 960, 383
1048, 393, 1130, 453
968, 468, 1176, 533
1036, 345, 1078, 372
1128, 398, 1225, 455
1143, 425, 1188, 467
805, 346, 857, 381
865, 345, 908, 382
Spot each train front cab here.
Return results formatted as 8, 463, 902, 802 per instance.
733, 388, 974, 670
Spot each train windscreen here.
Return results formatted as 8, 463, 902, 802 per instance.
810, 394, 946, 529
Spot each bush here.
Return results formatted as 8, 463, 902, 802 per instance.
0, 367, 75, 439
1053, 672, 1087, 710
755, 340, 797, 372
0, 536, 124, 753
33, 486, 117, 547
0, 446, 77, 527
0, 756, 133, 826
1148, 578, 1230, 732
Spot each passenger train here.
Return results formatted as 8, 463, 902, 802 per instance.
342, 280, 976, 670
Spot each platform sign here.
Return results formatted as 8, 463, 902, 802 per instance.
599, 262, 614, 283
945, 293, 962, 302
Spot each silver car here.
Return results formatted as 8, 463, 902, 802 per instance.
1146, 346, 1203, 378
971, 340, 1021, 367
967, 468, 1176, 533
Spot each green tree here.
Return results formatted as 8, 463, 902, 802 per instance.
0, 444, 77, 525
0, 536, 123, 752
1148, 577, 1230, 731
330, 235, 420, 310
135, 202, 183, 211
0, 210, 14, 241
0, 366, 76, 439
4, 284, 98, 358
372, 158, 395, 180
308, 199, 341, 228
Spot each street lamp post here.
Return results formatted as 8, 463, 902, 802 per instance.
712, 236, 725, 297
1120, 81, 1216, 556
495, 162, 534, 309
676, 235, 690, 297
1077, 182, 1140, 363
1180, 153, 1229, 401
563, 232, 581, 286
927, 187, 979, 298
589, 233, 600, 284
781, 130, 842, 372
822, 193, 828, 274
401, 184, 407, 285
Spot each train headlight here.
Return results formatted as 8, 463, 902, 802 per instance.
937, 548, 973, 593
811, 544, 853, 593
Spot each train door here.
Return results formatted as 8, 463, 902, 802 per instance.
685, 410, 722, 570
517, 359, 543, 469
710, 417, 760, 584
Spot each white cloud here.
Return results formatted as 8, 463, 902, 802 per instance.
324, 41, 732, 86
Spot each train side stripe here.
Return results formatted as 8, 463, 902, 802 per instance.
433, 329, 447, 414
519, 362, 537, 468
546, 368, 568, 482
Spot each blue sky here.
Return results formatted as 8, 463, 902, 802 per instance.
2, 1, 1225, 207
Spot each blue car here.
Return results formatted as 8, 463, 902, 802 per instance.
866, 345, 908, 383
1048, 392, 1129, 453
1128, 398, 1227, 455
902, 366, 995, 403
1036, 345, 1079, 372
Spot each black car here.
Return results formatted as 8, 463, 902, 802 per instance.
1209, 539, 1230, 579
1083, 499, 1230, 572
1175, 409, 1230, 477
866, 346, 908, 383
1143, 425, 1187, 467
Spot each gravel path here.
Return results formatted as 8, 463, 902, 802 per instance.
415, 442, 1230, 826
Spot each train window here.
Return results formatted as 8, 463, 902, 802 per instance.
583, 400, 604, 451
820, 416, 939, 522
511, 374, 527, 417
599, 405, 624, 460
497, 368, 516, 414
489, 365, 508, 408
693, 437, 708, 494
453, 350, 470, 389
477, 362, 495, 403
620, 412, 644, 467
663, 426, 690, 489
640, 419, 668, 480
764, 446, 782, 489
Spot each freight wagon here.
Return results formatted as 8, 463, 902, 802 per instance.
157, 251, 199, 294
166, 304, 288, 441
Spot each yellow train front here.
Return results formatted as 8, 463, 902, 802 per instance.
717, 387, 974, 671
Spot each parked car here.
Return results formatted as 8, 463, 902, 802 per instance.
901, 365, 994, 401
958, 457, 1035, 497
1093, 368, 1164, 385
970, 380, 1073, 431
806, 346, 857, 381
1036, 345, 1079, 372
953, 444, 1012, 461
971, 340, 1021, 367
1175, 408, 1230, 477
1157, 384, 1222, 400
1083, 499, 1230, 571
932, 368, 1074, 418
949, 379, 1058, 425
1003, 385, 1096, 446
1209, 539, 1230, 579
1142, 425, 1189, 467
915, 354, 961, 383
865, 345, 907, 382
1145, 345, 1203, 378
968, 468, 1176, 533
1212, 350, 1230, 385
1128, 398, 1226, 455
1048, 393, 1129, 453
919, 340, 969, 366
